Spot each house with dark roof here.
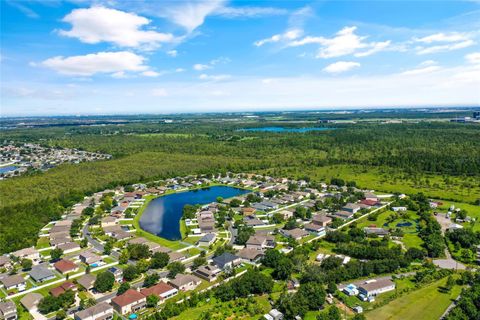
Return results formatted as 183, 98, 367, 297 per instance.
193, 265, 221, 282
212, 252, 241, 270
197, 233, 216, 246
29, 264, 55, 283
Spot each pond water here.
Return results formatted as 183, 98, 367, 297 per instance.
396, 222, 413, 228
0, 165, 17, 174
240, 127, 336, 133
139, 186, 249, 240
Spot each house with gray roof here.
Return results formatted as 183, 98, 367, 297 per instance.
29, 264, 55, 283
0, 301, 17, 320
20, 293, 43, 312
212, 252, 241, 270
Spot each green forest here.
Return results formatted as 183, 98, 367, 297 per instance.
1, 119, 479, 253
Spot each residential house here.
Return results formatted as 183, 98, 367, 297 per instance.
212, 252, 241, 270
332, 210, 354, 220
29, 264, 55, 283
358, 279, 395, 297
197, 234, 216, 247
54, 259, 79, 274
74, 302, 113, 320
79, 251, 102, 265
277, 210, 294, 220
11, 247, 40, 264
140, 282, 178, 301
193, 265, 221, 282
20, 293, 43, 312
0, 301, 17, 320
57, 242, 81, 254
364, 227, 389, 237
50, 282, 76, 297
263, 309, 283, 320
168, 274, 201, 291
1, 275, 26, 291
0, 256, 12, 270
243, 216, 265, 227
342, 203, 361, 214
111, 289, 146, 315
280, 228, 310, 240
312, 214, 332, 227
77, 274, 96, 291
101, 217, 117, 228
245, 235, 275, 250
237, 248, 265, 263
392, 207, 407, 212
241, 207, 256, 216
107, 267, 123, 282
167, 252, 186, 263
364, 192, 379, 202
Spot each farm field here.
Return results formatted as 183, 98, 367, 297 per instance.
366, 277, 462, 320
286, 165, 480, 203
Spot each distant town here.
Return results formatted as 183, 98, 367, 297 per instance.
0, 143, 111, 179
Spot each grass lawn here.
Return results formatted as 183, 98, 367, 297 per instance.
35, 237, 51, 249
286, 164, 480, 203
366, 277, 462, 320
171, 295, 271, 320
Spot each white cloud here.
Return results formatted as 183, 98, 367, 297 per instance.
269, 26, 390, 58
414, 32, 475, 55
142, 70, 161, 77
416, 40, 474, 55
214, 6, 287, 18
323, 61, 360, 73
151, 88, 168, 96
414, 32, 470, 43
401, 65, 442, 75
163, 0, 225, 33
193, 57, 230, 70
40, 51, 148, 76
465, 52, 480, 64
167, 50, 178, 57
175, 68, 186, 72
354, 41, 391, 57
199, 74, 231, 81
193, 64, 211, 71
59, 6, 175, 49
254, 29, 303, 47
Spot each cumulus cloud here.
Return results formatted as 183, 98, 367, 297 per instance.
254, 29, 303, 47
414, 32, 475, 55
193, 57, 230, 71
59, 6, 175, 49
465, 52, 480, 64
142, 70, 161, 77
401, 65, 442, 75
198, 74, 231, 81
260, 26, 390, 58
162, 0, 225, 33
167, 50, 178, 57
40, 51, 149, 76
323, 61, 360, 73
193, 64, 211, 71
214, 6, 287, 18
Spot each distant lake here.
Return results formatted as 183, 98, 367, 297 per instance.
0, 166, 17, 174
240, 127, 336, 133
139, 186, 249, 240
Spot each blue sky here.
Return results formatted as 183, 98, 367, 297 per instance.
1, 0, 479, 116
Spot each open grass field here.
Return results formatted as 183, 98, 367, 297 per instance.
171, 295, 271, 320
366, 277, 462, 320
356, 210, 423, 249
282, 164, 480, 203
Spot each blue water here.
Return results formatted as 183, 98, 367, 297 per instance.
396, 222, 413, 228
0, 166, 17, 174
241, 127, 335, 133
139, 186, 249, 240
